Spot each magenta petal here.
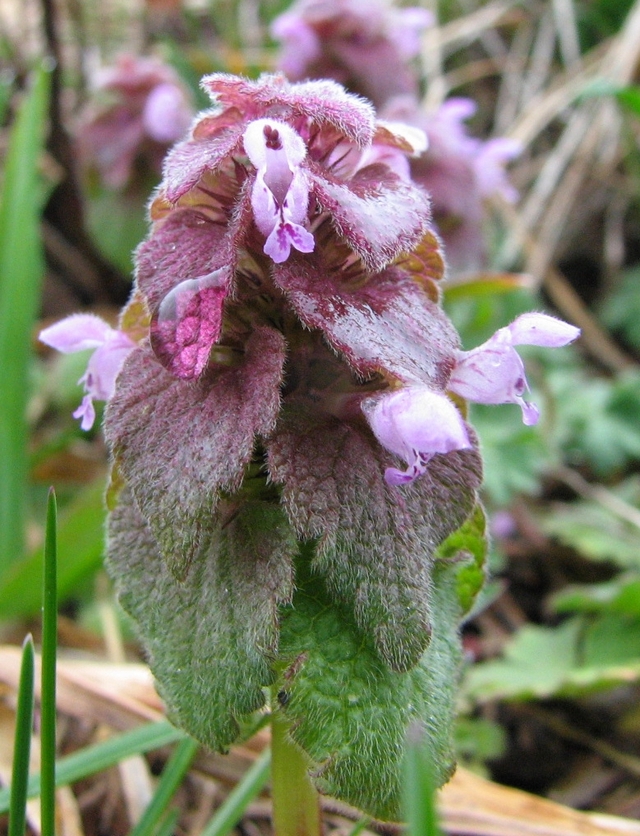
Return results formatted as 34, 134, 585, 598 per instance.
520, 400, 540, 426
363, 387, 471, 476
39, 314, 114, 353
150, 270, 229, 380
142, 83, 193, 144
449, 345, 527, 406
86, 333, 137, 400
507, 313, 581, 347
264, 221, 315, 263
73, 395, 97, 431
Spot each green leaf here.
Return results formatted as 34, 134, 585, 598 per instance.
551, 368, 640, 476
464, 615, 640, 702
0, 63, 51, 574
582, 614, 640, 667
553, 575, 640, 618
275, 556, 465, 821
403, 725, 444, 836
601, 267, 640, 350
107, 492, 295, 751
0, 477, 106, 620
469, 404, 547, 504
540, 480, 640, 569
435, 504, 487, 615
269, 403, 482, 672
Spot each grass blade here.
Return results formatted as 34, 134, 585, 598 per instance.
153, 808, 180, 836
0, 63, 51, 576
40, 489, 57, 836
8, 635, 35, 836
128, 736, 200, 836
200, 746, 271, 836
0, 720, 185, 814
403, 724, 444, 836
0, 477, 106, 620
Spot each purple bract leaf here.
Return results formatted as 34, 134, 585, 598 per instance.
272, 252, 458, 387
201, 73, 376, 147
136, 208, 235, 311
162, 124, 244, 203
309, 163, 432, 272
105, 326, 286, 578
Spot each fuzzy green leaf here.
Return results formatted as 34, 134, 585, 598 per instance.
269, 403, 481, 672
107, 492, 295, 751
274, 556, 465, 821
435, 504, 487, 615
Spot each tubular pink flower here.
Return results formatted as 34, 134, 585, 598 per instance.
243, 118, 315, 263
39, 314, 135, 430
362, 387, 472, 486
448, 313, 580, 425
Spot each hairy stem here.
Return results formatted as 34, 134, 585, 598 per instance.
271, 703, 321, 836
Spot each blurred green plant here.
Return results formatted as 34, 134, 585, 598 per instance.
0, 62, 51, 575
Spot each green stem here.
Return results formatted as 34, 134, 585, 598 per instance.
270, 706, 321, 836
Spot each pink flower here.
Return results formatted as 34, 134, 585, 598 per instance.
448, 313, 580, 424
77, 55, 194, 189
39, 314, 136, 430
271, 0, 432, 109
243, 119, 315, 262
362, 387, 472, 486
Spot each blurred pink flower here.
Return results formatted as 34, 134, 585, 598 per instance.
381, 95, 522, 272
39, 314, 135, 430
271, 0, 432, 108
77, 55, 194, 189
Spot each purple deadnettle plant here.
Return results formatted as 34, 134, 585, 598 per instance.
40, 71, 579, 821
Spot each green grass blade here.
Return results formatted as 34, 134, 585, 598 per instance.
40, 489, 58, 836
0, 720, 186, 814
128, 736, 199, 836
402, 725, 444, 836
0, 478, 106, 620
153, 808, 180, 836
200, 746, 271, 836
0, 63, 51, 576
8, 635, 35, 836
